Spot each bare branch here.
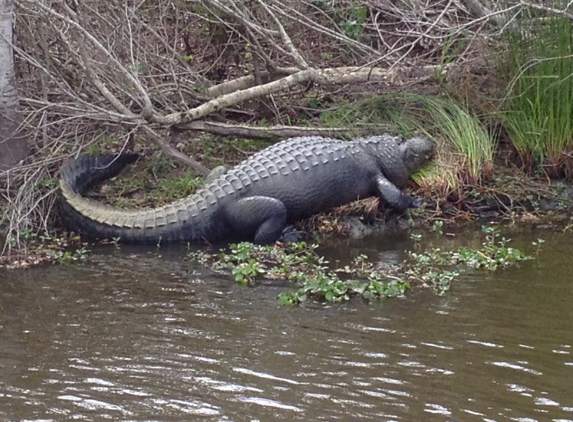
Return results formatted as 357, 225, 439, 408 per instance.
267, 0, 380, 57
520, 1, 573, 21
461, 0, 519, 27
178, 121, 386, 139
255, 0, 309, 69
33, 1, 155, 119
79, 37, 138, 120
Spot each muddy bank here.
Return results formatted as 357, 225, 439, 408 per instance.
296, 176, 573, 242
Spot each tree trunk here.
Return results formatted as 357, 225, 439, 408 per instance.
0, 0, 27, 172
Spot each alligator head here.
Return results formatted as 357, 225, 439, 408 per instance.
400, 135, 435, 174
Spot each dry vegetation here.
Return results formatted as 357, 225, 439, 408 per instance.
2, 0, 572, 253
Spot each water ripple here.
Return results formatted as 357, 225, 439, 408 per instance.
489, 361, 543, 376
236, 396, 303, 412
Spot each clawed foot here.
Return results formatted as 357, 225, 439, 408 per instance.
410, 196, 424, 208
279, 226, 306, 243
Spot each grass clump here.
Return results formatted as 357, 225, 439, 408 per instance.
502, 15, 573, 176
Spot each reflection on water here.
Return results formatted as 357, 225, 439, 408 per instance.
0, 227, 572, 421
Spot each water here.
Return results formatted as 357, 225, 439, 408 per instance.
0, 226, 572, 421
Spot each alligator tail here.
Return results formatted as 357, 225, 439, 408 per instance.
60, 153, 140, 195
59, 154, 207, 243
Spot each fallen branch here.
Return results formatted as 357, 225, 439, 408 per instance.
178, 121, 389, 139
204, 67, 299, 98
164, 66, 440, 126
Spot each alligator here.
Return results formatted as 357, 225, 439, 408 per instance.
59, 135, 434, 244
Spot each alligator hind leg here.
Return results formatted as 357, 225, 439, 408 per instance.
223, 196, 287, 244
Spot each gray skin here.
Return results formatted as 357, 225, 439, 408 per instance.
59, 135, 434, 244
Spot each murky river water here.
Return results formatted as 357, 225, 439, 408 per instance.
0, 226, 572, 421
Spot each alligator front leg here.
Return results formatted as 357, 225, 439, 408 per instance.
374, 174, 422, 213
223, 196, 287, 244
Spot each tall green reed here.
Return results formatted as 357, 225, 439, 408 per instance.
503, 15, 573, 176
